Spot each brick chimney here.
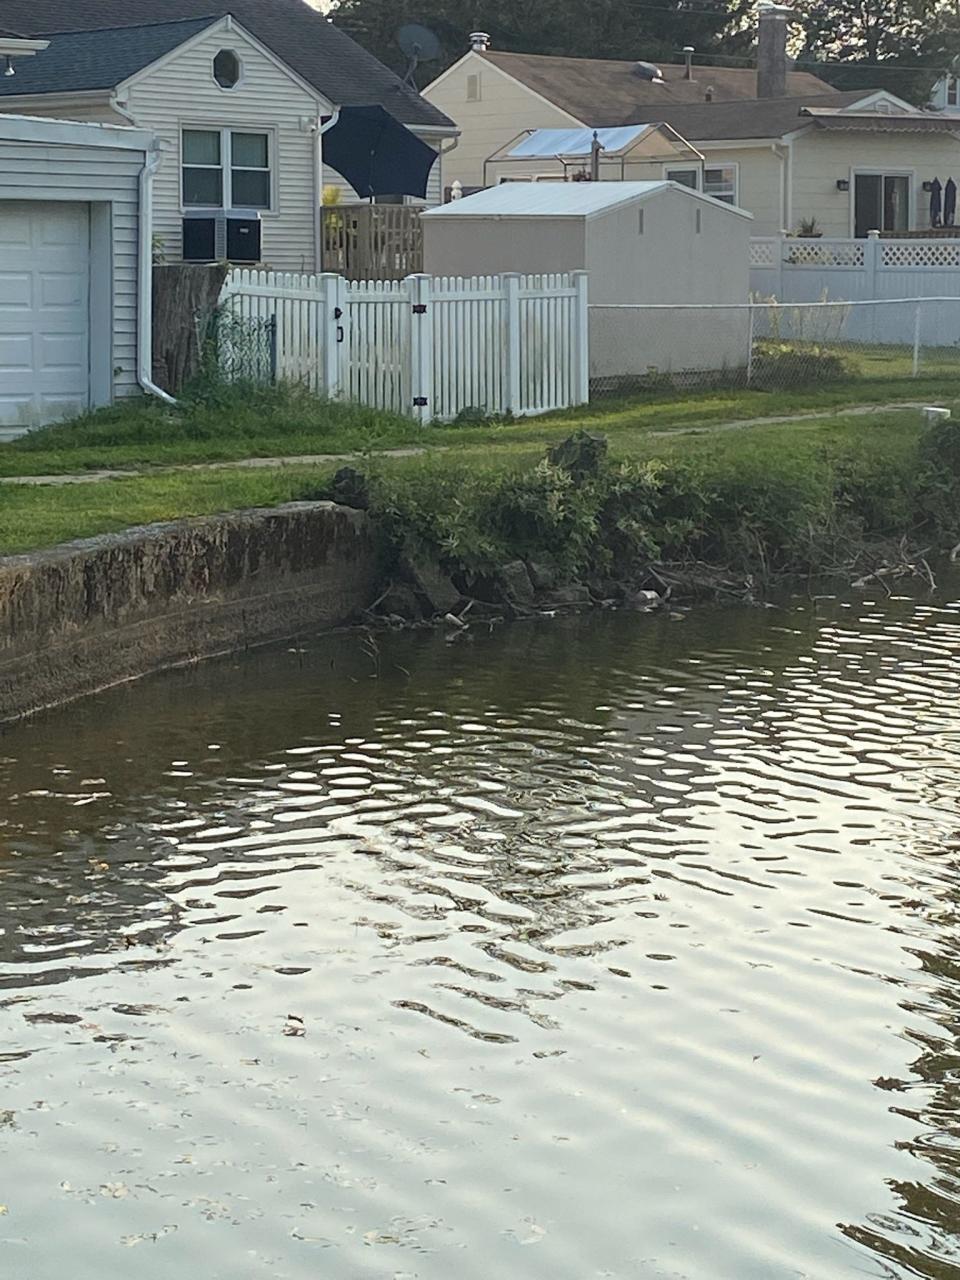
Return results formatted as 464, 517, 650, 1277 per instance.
757, 3, 792, 99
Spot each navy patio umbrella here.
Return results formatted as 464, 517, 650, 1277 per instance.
322, 104, 438, 200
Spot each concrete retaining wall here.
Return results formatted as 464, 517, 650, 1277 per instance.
0, 502, 383, 723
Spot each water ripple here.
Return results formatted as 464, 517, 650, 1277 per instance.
2, 583, 960, 1277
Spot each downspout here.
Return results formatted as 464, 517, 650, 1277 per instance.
110, 94, 175, 403
437, 134, 459, 199
138, 143, 176, 404
317, 108, 341, 270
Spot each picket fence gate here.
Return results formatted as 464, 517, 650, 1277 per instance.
219, 269, 590, 422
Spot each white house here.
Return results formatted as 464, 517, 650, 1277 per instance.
0, 0, 459, 270
0, 114, 159, 435
0, 16, 331, 272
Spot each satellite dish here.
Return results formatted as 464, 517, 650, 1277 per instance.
397, 23, 442, 84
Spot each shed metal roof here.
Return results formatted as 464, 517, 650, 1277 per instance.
504, 125, 657, 159
422, 180, 752, 220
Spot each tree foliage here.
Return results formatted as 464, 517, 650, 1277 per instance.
329, 0, 753, 86
792, 0, 960, 104
329, 0, 960, 106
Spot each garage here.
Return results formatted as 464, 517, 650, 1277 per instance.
0, 201, 91, 431
0, 115, 156, 440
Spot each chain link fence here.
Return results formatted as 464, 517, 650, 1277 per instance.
209, 303, 278, 386
589, 298, 960, 398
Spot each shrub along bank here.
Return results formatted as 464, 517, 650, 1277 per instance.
335, 412, 960, 611
0, 407, 956, 603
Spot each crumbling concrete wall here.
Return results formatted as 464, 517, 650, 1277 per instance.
0, 502, 382, 723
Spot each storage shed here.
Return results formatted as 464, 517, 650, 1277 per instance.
421, 181, 753, 382
0, 114, 158, 438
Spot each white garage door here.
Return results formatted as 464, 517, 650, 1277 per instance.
0, 201, 90, 439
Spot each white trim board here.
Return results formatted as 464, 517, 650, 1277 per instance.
0, 113, 153, 151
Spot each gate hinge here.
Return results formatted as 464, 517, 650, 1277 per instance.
412, 303, 428, 315
413, 396, 428, 407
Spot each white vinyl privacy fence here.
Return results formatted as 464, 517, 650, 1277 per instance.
219, 269, 589, 421
751, 233, 960, 324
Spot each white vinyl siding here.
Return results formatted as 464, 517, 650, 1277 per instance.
0, 136, 143, 407
123, 23, 322, 272
791, 132, 960, 237
697, 145, 783, 236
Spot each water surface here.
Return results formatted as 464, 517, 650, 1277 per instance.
2, 585, 960, 1279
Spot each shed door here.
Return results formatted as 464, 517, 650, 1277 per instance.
0, 201, 91, 438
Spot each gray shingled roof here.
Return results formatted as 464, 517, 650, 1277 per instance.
480, 49, 837, 127
0, 0, 454, 129
0, 17, 218, 95
619, 92, 922, 141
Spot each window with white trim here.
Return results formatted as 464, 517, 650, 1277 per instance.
213, 49, 241, 89
703, 164, 737, 204
947, 76, 960, 107
182, 128, 272, 210
666, 167, 700, 190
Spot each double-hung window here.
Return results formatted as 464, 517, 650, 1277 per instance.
665, 166, 700, 190
947, 76, 960, 108
182, 128, 272, 210
703, 165, 737, 205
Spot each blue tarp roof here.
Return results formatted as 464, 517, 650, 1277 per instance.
505, 125, 657, 159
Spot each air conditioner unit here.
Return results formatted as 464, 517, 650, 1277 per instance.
182, 209, 262, 263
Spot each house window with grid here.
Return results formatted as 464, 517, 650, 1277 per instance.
947, 76, 960, 107
703, 165, 737, 204
182, 128, 272, 210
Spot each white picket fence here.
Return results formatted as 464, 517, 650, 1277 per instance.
219, 269, 589, 422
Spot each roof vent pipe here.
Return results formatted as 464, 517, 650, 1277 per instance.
470, 31, 490, 52
682, 46, 695, 80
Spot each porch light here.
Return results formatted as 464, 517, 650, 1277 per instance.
836, 178, 849, 191
3, 57, 14, 77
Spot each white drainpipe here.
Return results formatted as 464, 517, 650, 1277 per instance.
317, 108, 342, 266
138, 144, 176, 405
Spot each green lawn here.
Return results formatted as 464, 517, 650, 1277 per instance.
0, 405, 928, 558
0, 375, 956, 480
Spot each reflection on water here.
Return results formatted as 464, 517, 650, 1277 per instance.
2, 585, 960, 1279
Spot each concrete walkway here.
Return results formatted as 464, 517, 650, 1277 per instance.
0, 401, 929, 488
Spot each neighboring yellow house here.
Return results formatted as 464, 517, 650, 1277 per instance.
425, 29, 960, 237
